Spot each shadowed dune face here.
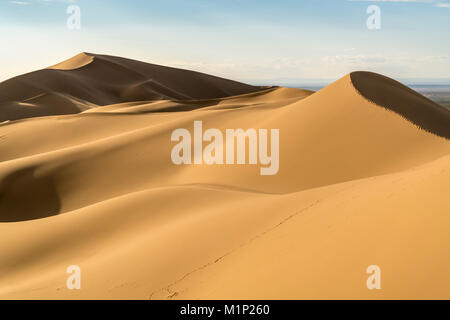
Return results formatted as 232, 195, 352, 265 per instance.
0, 53, 266, 122
350, 71, 450, 139
0, 56, 450, 299
0, 167, 61, 222
0, 93, 91, 122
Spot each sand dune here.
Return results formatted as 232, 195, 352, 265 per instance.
0, 53, 265, 122
0, 54, 449, 299
350, 71, 450, 139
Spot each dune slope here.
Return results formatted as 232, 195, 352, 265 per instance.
350, 71, 450, 139
0, 53, 265, 122
0, 58, 449, 299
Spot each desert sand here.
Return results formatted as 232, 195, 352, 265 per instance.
0, 53, 449, 299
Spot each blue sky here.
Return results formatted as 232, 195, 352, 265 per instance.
0, 0, 449, 84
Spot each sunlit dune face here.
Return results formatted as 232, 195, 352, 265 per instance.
47, 52, 94, 71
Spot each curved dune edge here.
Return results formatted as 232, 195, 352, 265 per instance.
1, 70, 449, 223
47, 52, 95, 71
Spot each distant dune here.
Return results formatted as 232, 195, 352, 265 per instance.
0, 53, 265, 122
0, 54, 449, 299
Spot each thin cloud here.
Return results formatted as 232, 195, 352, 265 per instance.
10, 1, 31, 5
434, 2, 450, 6
348, 0, 442, 3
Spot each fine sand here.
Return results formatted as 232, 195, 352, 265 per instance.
0, 53, 449, 299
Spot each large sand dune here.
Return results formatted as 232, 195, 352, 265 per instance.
0, 53, 265, 122
0, 54, 449, 299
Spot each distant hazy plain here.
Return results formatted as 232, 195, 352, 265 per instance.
409, 85, 450, 109
296, 84, 450, 109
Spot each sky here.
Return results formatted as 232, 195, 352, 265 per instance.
0, 0, 449, 84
